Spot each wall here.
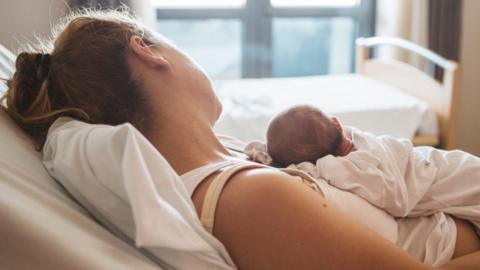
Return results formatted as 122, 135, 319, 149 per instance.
457, 0, 480, 155
0, 0, 67, 52
0, 1, 153, 52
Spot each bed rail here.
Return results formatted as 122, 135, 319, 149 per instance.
356, 37, 456, 70
355, 37, 460, 150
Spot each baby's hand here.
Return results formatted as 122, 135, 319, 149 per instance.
331, 116, 356, 156
338, 137, 355, 156
244, 140, 273, 165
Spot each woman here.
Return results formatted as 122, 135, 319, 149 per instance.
2, 9, 480, 269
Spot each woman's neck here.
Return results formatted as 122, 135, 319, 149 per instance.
148, 114, 232, 176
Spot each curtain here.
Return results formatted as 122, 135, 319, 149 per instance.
375, 0, 463, 76
428, 0, 463, 79
375, 0, 429, 69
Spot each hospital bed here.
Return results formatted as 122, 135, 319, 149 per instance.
0, 37, 460, 269
214, 37, 460, 150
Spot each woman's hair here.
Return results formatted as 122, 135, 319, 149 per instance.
0, 8, 156, 150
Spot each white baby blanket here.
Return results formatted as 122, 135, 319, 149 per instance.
293, 128, 439, 217
293, 129, 480, 229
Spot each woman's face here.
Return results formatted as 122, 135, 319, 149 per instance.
146, 33, 223, 126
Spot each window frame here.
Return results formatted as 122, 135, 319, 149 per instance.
156, 0, 376, 78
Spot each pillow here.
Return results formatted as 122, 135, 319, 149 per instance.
0, 44, 15, 94
0, 108, 163, 269
42, 117, 236, 269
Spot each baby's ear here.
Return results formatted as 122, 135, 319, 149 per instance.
331, 116, 343, 134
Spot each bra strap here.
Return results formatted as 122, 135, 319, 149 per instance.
199, 163, 323, 234
200, 162, 269, 234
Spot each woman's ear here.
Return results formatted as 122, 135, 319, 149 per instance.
129, 36, 170, 68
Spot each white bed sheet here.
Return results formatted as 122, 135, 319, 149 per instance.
213, 74, 438, 142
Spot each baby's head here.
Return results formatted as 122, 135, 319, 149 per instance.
266, 105, 343, 167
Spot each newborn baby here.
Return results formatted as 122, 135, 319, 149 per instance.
245, 105, 355, 167
244, 104, 480, 240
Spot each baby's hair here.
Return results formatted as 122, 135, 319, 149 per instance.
266, 105, 343, 167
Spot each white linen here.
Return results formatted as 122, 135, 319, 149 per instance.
42, 117, 236, 270
396, 211, 456, 266
213, 74, 438, 142
295, 129, 480, 228
294, 128, 438, 217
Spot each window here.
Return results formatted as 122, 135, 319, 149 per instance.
153, 0, 246, 9
155, 0, 375, 79
271, 0, 360, 7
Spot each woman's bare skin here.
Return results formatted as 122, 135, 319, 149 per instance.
192, 168, 480, 270
452, 217, 480, 259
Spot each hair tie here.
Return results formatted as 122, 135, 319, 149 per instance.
31, 53, 51, 92
35, 53, 51, 81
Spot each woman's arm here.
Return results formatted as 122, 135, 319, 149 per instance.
211, 168, 435, 270
439, 251, 480, 270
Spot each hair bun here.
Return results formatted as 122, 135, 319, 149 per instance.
16, 52, 50, 85
11, 52, 50, 110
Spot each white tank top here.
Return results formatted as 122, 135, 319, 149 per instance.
180, 158, 399, 244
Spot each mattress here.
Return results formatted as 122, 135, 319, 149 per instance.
213, 74, 438, 142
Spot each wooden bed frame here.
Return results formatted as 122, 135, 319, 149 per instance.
355, 37, 461, 150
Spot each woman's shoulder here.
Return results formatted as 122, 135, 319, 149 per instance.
224, 166, 306, 197
196, 165, 325, 235
210, 166, 432, 270
191, 164, 314, 217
